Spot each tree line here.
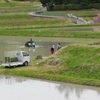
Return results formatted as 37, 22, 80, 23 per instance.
40, 0, 100, 6
9, 0, 100, 10
40, 0, 100, 10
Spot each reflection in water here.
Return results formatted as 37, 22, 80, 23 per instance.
0, 75, 100, 100
55, 83, 100, 100
5, 76, 27, 85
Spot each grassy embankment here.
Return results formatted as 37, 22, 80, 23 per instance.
0, 44, 100, 87
0, 1, 100, 87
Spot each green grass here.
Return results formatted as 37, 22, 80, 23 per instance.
0, 28, 100, 38
0, 14, 74, 28
0, 1, 41, 13
58, 45, 100, 78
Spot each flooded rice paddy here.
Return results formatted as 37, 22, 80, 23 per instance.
0, 36, 99, 61
0, 75, 100, 100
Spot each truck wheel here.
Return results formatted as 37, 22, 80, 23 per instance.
13, 66, 16, 68
24, 61, 28, 66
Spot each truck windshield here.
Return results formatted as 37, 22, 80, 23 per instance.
22, 52, 29, 57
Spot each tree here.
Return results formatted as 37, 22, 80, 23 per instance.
40, 0, 66, 7
40, 0, 51, 7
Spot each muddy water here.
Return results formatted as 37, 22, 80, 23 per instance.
0, 75, 100, 100
0, 36, 99, 61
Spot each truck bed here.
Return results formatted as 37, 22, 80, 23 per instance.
1, 61, 23, 67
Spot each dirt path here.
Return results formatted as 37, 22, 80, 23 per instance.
28, 11, 90, 24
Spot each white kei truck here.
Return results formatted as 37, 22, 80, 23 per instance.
1, 51, 30, 68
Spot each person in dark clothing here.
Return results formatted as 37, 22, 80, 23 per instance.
30, 38, 33, 43
50, 45, 55, 54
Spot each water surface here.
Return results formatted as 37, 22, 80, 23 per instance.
0, 75, 100, 100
